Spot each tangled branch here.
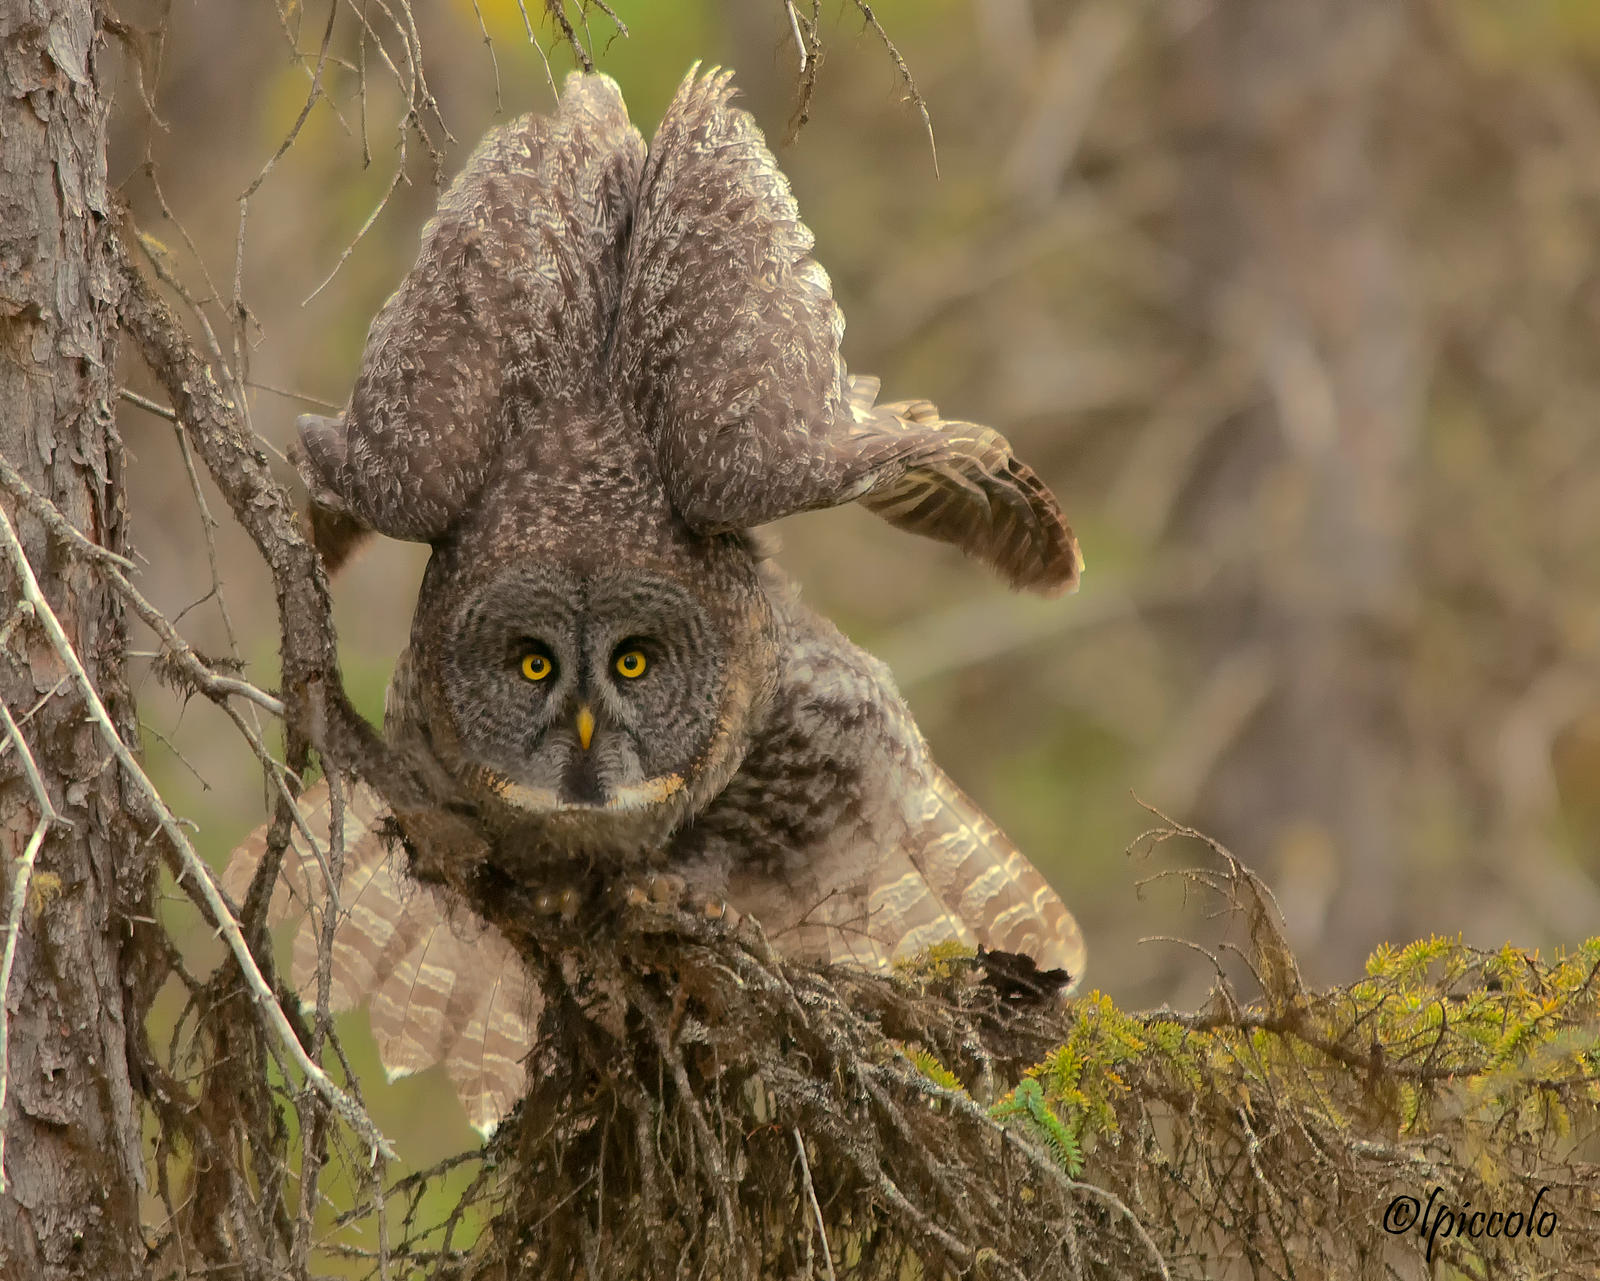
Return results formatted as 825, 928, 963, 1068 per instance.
0, 495, 388, 1157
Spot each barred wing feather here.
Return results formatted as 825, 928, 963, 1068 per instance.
850, 383, 1083, 597
221, 770, 1081, 1133
222, 781, 538, 1136
871, 768, 1085, 981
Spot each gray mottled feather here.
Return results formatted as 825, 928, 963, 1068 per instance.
224, 584, 1084, 1131
708, 584, 1084, 975
298, 73, 645, 542
612, 67, 920, 530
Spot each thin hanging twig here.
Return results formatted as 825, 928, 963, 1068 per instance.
0, 503, 391, 1162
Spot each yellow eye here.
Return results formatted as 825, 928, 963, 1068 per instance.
615, 650, 647, 679
520, 652, 553, 682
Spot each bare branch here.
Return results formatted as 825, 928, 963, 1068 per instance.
0, 452, 282, 718
0, 701, 67, 828
0, 820, 49, 1195
0, 698, 71, 1190
115, 229, 400, 789
851, 2, 937, 173
242, 379, 342, 411
0, 502, 392, 1161
118, 387, 177, 422
792, 1127, 838, 1281
468, 0, 504, 112
545, 0, 594, 72
300, 163, 407, 306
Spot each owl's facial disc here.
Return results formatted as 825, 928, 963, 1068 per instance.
436, 563, 738, 841
492, 632, 687, 811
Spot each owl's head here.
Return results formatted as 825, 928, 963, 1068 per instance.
410, 498, 776, 855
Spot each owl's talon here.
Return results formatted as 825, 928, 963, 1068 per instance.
704, 897, 740, 929
645, 872, 686, 906
534, 886, 582, 917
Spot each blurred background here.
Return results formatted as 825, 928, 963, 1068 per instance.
110, 0, 1600, 1170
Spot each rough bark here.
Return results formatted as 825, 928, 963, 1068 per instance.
0, 2, 150, 1277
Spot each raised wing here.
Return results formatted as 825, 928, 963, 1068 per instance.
221, 782, 538, 1136
612, 66, 907, 528
298, 72, 646, 545
304, 65, 1080, 592
611, 67, 1080, 595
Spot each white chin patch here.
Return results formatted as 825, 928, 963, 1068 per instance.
495, 774, 685, 813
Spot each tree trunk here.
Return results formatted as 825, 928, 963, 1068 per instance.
1, 2, 149, 1277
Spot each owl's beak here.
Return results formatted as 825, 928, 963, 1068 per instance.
575, 704, 596, 752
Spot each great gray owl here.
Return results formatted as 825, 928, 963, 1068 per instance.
226, 66, 1085, 1135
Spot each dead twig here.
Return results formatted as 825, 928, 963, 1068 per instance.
0, 818, 51, 1197
792, 1126, 838, 1281
851, 1, 937, 174
0, 502, 391, 1162
0, 699, 73, 1195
